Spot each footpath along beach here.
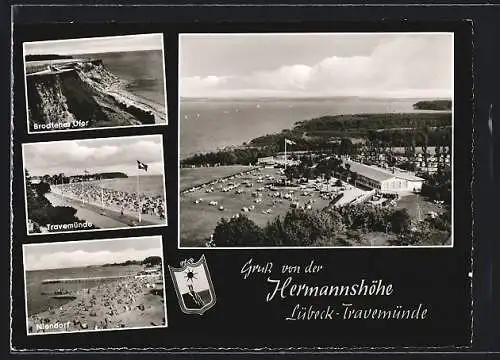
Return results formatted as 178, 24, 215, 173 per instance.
43, 192, 163, 231
27, 268, 166, 334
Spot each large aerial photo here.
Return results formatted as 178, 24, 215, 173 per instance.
179, 33, 453, 248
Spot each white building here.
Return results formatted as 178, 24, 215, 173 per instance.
345, 160, 424, 192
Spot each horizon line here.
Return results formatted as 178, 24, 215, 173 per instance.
26, 171, 164, 177
24, 47, 163, 57
24, 257, 162, 272
180, 95, 453, 100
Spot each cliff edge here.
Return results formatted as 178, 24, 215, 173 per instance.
25, 59, 166, 131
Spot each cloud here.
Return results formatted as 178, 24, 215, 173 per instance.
24, 236, 163, 270
23, 135, 164, 176
180, 35, 452, 98
24, 248, 163, 271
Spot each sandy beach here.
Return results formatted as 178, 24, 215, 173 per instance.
44, 191, 164, 230
27, 267, 166, 334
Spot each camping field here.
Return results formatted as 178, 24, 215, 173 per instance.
179, 167, 331, 247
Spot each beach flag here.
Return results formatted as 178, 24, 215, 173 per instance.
137, 160, 148, 172
285, 138, 296, 145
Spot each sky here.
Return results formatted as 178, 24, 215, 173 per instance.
24, 33, 164, 56
23, 236, 163, 271
180, 33, 453, 99
23, 134, 165, 177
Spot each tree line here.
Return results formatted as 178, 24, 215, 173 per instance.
181, 147, 276, 167
413, 100, 452, 111
25, 170, 95, 233
38, 172, 128, 185
182, 111, 452, 167
293, 112, 451, 133
209, 203, 448, 247
102, 256, 162, 267
25, 54, 74, 61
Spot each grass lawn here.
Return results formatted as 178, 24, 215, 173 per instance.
180, 168, 331, 247
396, 193, 446, 221
180, 165, 256, 191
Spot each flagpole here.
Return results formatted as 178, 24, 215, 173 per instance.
81, 170, 84, 205
284, 138, 287, 171
100, 176, 104, 209
137, 165, 142, 223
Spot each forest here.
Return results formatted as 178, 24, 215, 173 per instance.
25, 170, 95, 233
38, 172, 128, 185
412, 100, 452, 111
182, 111, 452, 167
209, 203, 450, 247
25, 54, 74, 61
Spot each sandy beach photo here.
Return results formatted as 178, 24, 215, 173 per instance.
23, 33, 168, 133
179, 33, 453, 248
23, 236, 167, 335
23, 134, 167, 235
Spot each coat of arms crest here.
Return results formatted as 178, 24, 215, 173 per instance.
168, 255, 216, 315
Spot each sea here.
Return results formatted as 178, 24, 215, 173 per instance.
25, 265, 143, 316
81, 50, 166, 107
180, 97, 448, 159
101, 175, 166, 197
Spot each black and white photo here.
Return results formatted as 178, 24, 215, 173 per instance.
23, 236, 167, 335
179, 33, 453, 248
23, 134, 167, 234
23, 33, 168, 133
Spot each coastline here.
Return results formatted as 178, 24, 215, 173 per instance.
106, 81, 167, 124
26, 58, 167, 130
179, 97, 451, 158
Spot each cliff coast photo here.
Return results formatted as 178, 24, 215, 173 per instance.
23, 33, 168, 132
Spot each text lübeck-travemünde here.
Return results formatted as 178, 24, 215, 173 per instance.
286, 303, 428, 320
266, 277, 393, 302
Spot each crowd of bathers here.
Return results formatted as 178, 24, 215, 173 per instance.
53, 182, 166, 219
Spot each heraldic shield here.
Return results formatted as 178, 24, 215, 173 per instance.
168, 255, 216, 315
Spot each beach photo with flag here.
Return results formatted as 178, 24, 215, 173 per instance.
22, 134, 168, 235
